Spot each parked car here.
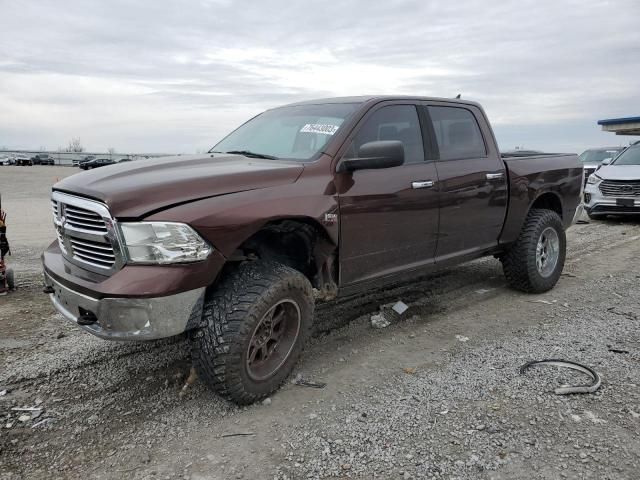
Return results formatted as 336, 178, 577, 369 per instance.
579, 147, 623, 184
15, 154, 33, 166
79, 158, 115, 169
118, 158, 131, 163
0, 156, 13, 166
584, 143, 640, 219
30, 154, 54, 165
43, 96, 582, 404
74, 155, 96, 167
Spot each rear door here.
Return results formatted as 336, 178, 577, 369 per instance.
422, 103, 508, 261
336, 102, 440, 285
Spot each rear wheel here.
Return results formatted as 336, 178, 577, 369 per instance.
190, 261, 314, 404
501, 209, 566, 293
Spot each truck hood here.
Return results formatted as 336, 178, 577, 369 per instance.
54, 154, 305, 218
596, 164, 640, 181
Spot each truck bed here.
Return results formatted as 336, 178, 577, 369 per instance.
499, 153, 583, 245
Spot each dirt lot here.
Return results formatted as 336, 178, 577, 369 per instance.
1, 165, 639, 480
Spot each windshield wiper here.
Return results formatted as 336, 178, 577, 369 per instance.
225, 150, 279, 160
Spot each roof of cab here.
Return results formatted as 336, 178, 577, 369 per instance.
281, 95, 482, 109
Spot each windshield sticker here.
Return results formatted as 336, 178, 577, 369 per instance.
300, 124, 340, 135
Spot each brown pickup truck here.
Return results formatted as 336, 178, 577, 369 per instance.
43, 96, 582, 404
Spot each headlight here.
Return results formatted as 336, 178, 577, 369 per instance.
587, 174, 601, 185
119, 222, 212, 264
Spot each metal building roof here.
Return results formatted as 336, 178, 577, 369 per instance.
597, 116, 640, 135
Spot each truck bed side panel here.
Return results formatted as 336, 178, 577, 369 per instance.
499, 154, 582, 245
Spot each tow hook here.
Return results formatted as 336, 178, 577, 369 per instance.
77, 307, 98, 326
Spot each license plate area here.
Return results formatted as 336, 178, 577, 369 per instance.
616, 198, 634, 207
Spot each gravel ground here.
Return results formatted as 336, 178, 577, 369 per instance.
0, 166, 639, 479
279, 268, 640, 479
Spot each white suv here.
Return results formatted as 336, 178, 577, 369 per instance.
584, 144, 640, 219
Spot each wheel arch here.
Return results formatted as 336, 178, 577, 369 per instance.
499, 187, 566, 247
529, 191, 564, 220
216, 216, 338, 299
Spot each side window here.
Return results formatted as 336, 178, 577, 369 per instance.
428, 106, 486, 160
346, 105, 425, 164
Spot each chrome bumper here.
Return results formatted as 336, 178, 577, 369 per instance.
44, 272, 205, 340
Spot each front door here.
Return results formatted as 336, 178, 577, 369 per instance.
336, 103, 440, 285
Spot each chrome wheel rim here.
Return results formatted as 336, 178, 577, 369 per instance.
246, 299, 301, 381
536, 227, 560, 278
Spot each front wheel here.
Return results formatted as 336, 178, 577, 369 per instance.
190, 261, 314, 405
501, 209, 566, 293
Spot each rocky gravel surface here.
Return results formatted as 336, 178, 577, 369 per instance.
279, 272, 640, 479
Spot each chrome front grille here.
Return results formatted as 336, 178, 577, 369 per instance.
64, 205, 109, 234
68, 236, 116, 268
51, 200, 67, 254
51, 192, 123, 274
599, 180, 640, 197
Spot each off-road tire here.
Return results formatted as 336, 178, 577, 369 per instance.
190, 261, 314, 405
501, 208, 566, 293
6, 268, 14, 290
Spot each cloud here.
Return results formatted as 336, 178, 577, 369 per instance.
0, 0, 639, 153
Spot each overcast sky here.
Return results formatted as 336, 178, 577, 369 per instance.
1, 0, 639, 154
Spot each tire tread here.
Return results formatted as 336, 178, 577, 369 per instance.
501, 209, 566, 293
191, 261, 313, 404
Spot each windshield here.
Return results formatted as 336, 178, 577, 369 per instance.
612, 145, 640, 166
579, 148, 621, 163
212, 103, 360, 161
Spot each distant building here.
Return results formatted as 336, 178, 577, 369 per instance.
597, 116, 640, 136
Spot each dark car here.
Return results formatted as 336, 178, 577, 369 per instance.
118, 158, 131, 163
79, 158, 115, 170
31, 154, 54, 166
74, 155, 96, 167
15, 154, 33, 166
44, 95, 582, 405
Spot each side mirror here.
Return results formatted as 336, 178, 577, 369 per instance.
601, 157, 613, 165
337, 140, 404, 172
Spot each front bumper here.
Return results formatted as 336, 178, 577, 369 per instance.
584, 182, 640, 216
44, 270, 205, 340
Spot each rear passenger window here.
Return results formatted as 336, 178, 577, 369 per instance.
346, 105, 425, 164
428, 106, 486, 160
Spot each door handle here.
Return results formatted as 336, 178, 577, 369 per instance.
486, 172, 504, 180
411, 180, 434, 189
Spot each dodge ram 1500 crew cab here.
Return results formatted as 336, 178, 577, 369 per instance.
43, 96, 582, 404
